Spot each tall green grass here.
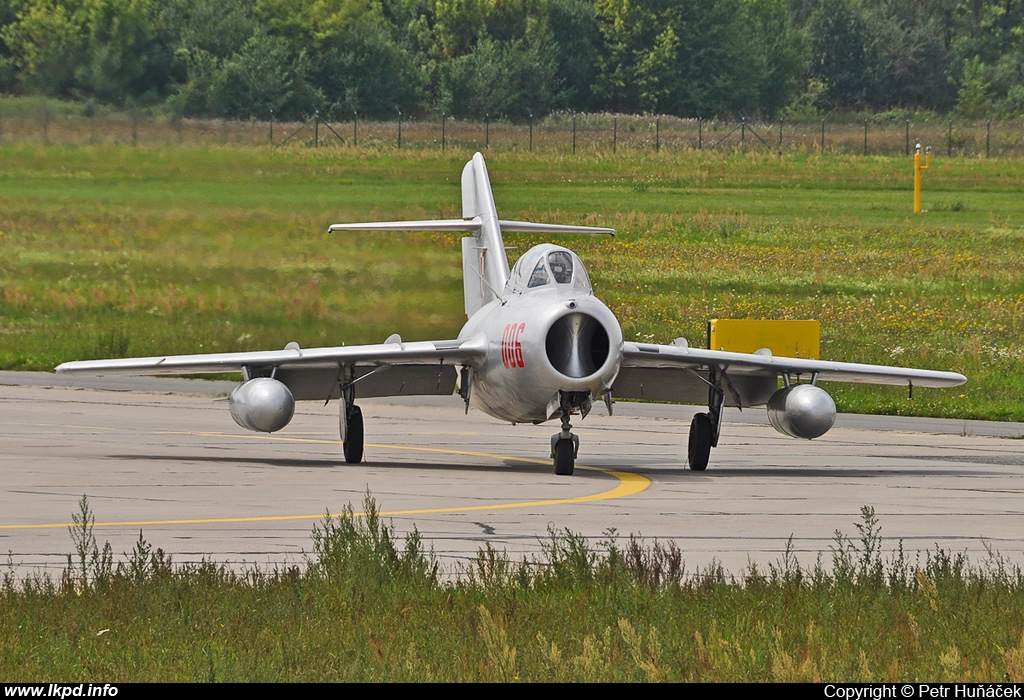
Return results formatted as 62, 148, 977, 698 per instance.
1, 145, 1022, 419
2, 497, 1023, 681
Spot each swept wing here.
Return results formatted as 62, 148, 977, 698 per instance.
621, 342, 965, 387
615, 341, 965, 407
55, 337, 487, 401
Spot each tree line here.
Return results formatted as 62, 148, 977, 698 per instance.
1, 0, 1022, 122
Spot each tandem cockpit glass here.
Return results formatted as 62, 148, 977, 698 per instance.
507, 244, 592, 295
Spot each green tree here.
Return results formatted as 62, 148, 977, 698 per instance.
75, 0, 172, 102
0, 0, 28, 90
595, 0, 756, 116
744, 0, 809, 116
807, 0, 871, 109
439, 23, 557, 118
951, 0, 1024, 116
547, 0, 603, 111
592, 0, 656, 112
1, 0, 86, 95
860, 0, 957, 109
255, 0, 422, 117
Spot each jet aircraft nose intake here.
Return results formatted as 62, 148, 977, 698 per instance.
545, 312, 611, 378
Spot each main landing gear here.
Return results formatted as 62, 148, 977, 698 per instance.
551, 391, 587, 476
687, 370, 726, 471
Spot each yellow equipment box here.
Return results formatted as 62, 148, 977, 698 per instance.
708, 319, 820, 359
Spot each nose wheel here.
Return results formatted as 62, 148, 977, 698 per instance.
551, 396, 581, 476
552, 437, 576, 475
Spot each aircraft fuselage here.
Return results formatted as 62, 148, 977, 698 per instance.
459, 272, 623, 424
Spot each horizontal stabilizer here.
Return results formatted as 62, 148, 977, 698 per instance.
328, 218, 613, 236
329, 218, 481, 233
498, 220, 614, 236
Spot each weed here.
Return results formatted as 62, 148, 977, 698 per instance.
618, 618, 665, 681
477, 605, 518, 681
539, 525, 595, 586
308, 491, 438, 589
63, 495, 112, 593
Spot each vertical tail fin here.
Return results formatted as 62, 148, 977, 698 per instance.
461, 153, 510, 317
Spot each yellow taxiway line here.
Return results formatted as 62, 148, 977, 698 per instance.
0, 431, 650, 531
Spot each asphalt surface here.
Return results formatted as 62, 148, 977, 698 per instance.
2, 371, 1022, 579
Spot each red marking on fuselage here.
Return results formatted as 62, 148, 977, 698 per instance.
501, 322, 526, 369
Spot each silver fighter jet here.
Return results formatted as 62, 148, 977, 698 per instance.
56, 153, 966, 475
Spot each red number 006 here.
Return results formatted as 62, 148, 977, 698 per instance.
501, 323, 526, 369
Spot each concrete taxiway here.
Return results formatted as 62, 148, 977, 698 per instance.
1, 372, 1023, 578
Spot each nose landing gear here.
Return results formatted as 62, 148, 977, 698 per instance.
550, 391, 588, 476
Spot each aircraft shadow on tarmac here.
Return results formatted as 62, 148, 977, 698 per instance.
897, 453, 1024, 466
605, 464, 1004, 479
105, 453, 559, 476
101, 452, 1015, 480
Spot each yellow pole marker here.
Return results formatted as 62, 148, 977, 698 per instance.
914, 143, 931, 213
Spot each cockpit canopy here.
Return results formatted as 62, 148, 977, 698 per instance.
506, 244, 593, 295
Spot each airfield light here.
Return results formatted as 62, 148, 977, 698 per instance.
914, 143, 931, 213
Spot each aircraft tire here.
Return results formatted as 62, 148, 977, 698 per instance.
343, 405, 364, 464
687, 412, 712, 471
553, 438, 575, 476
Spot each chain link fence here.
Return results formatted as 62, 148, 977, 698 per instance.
1, 100, 1022, 157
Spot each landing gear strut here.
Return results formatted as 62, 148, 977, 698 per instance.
551, 391, 585, 476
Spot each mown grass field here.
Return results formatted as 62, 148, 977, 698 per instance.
4, 498, 1024, 682
1, 144, 1023, 419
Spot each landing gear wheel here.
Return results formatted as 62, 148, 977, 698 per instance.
687, 412, 713, 471
343, 405, 364, 464
553, 438, 575, 476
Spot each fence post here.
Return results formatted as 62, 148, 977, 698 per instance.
353, 111, 358, 147
698, 117, 702, 150
655, 115, 660, 152
528, 111, 533, 152
741, 117, 745, 145
986, 118, 991, 157
947, 118, 952, 157
397, 108, 402, 149
863, 119, 868, 155
778, 118, 783, 151
613, 116, 617, 153
905, 119, 910, 156
442, 113, 446, 151
314, 110, 320, 147
269, 109, 274, 144
820, 119, 825, 152
572, 113, 576, 154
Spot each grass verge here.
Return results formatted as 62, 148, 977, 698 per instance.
2, 497, 1023, 681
